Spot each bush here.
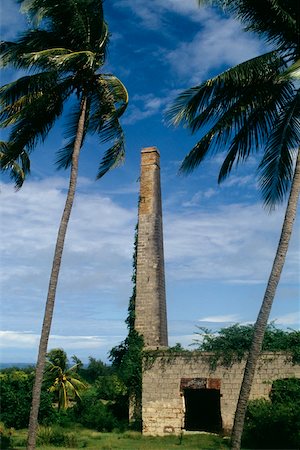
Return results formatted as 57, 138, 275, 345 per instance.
242, 378, 300, 449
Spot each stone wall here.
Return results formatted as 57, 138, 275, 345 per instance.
142, 351, 300, 435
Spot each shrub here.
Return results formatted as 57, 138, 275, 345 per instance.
242, 378, 300, 449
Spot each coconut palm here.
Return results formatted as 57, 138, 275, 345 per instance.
44, 349, 87, 410
0, 1, 128, 448
167, 1, 299, 449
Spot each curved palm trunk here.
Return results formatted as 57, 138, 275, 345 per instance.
231, 148, 300, 450
27, 97, 87, 450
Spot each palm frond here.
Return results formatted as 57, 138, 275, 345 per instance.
218, 81, 295, 181
0, 141, 30, 188
167, 51, 284, 128
20, 0, 107, 54
96, 136, 125, 179
0, 30, 59, 70
5, 77, 73, 153
0, 72, 58, 115
258, 90, 300, 208
179, 79, 294, 175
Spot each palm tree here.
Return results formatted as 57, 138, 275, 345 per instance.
0, 1, 128, 448
167, 1, 299, 449
44, 349, 87, 410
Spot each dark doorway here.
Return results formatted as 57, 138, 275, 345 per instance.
184, 388, 222, 432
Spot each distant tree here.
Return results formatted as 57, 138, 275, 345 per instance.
168, 1, 299, 448
0, 1, 128, 448
79, 357, 113, 384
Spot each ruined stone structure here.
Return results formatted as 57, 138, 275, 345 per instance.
142, 352, 300, 435
134, 147, 300, 436
135, 147, 168, 348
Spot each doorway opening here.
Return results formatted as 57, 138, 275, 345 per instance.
184, 388, 222, 433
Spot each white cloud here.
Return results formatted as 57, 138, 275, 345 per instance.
0, 178, 136, 339
165, 19, 264, 83
198, 314, 240, 323
164, 203, 299, 284
117, 0, 264, 84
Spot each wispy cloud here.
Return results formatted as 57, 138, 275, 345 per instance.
122, 94, 169, 125
117, 0, 212, 30
0, 330, 126, 363
198, 314, 240, 323
164, 203, 299, 284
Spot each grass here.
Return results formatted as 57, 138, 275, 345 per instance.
10, 427, 232, 449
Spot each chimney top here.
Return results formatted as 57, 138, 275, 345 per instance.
141, 146, 160, 155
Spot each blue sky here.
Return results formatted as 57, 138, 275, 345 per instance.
0, 0, 299, 364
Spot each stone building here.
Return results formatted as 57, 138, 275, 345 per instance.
135, 147, 300, 436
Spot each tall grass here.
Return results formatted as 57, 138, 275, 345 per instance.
10, 427, 231, 449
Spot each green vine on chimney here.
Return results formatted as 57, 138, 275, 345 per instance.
109, 224, 144, 429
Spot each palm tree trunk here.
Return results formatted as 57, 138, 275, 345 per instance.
231, 148, 300, 450
27, 97, 87, 450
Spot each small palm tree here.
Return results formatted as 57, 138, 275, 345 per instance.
167, 1, 299, 449
0, 1, 128, 449
44, 349, 86, 410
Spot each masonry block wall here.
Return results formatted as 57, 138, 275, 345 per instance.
135, 147, 168, 347
142, 351, 300, 435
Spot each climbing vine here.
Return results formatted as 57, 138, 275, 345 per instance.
109, 225, 144, 428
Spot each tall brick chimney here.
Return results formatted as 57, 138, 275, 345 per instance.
135, 147, 168, 348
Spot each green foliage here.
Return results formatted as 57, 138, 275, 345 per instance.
0, 370, 55, 429
193, 323, 300, 368
242, 378, 300, 448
